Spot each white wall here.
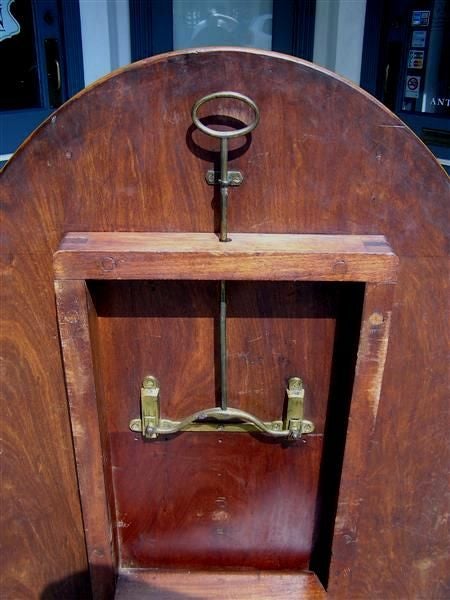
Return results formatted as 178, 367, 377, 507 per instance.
313, 0, 367, 85
79, 0, 131, 86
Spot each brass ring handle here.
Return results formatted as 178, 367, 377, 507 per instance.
191, 91, 260, 139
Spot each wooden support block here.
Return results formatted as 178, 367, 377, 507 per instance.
54, 232, 398, 283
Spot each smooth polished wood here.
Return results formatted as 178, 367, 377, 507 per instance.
1, 48, 448, 599
115, 569, 326, 599
54, 232, 398, 282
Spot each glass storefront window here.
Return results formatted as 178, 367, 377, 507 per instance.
173, 0, 273, 51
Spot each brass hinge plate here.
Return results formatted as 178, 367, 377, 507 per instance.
205, 170, 243, 186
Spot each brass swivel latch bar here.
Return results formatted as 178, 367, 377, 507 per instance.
129, 92, 315, 441
192, 92, 260, 409
220, 280, 227, 410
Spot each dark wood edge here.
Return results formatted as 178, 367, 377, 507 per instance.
54, 280, 116, 600
327, 282, 396, 593
2, 46, 414, 173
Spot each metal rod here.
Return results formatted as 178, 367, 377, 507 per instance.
220, 280, 227, 410
219, 137, 229, 242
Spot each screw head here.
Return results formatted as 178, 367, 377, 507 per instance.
289, 377, 303, 390
145, 425, 156, 436
369, 312, 384, 326
143, 375, 158, 389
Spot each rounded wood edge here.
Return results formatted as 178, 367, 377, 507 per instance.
2, 46, 434, 174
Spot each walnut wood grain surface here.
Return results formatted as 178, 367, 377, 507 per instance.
54, 232, 398, 282
115, 569, 326, 599
1, 48, 449, 599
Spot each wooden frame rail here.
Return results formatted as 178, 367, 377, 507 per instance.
54, 232, 398, 282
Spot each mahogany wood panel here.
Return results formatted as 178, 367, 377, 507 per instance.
0, 252, 90, 599
115, 569, 326, 599
88, 280, 349, 570
112, 433, 323, 570
90, 280, 340, 427
1, 48, 449, 599
54, 232, 398, 282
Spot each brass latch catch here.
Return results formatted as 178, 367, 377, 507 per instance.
129, 375, 160, 439
130, 376, 314, 442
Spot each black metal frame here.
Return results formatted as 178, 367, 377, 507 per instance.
359, 0, 387, 97
60, 0, 85, 98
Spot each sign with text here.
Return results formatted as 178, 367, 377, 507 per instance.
411, 10, 430, 26
408, 49, 425, 69
405, 75, 421, 99
412, 30, 427, 48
